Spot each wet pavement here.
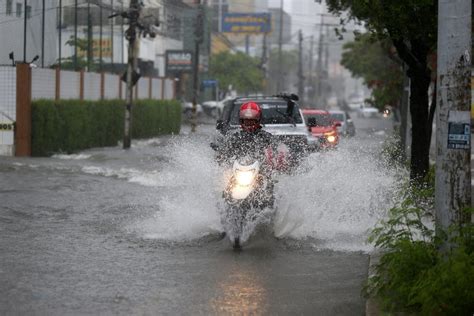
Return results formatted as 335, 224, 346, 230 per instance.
0, 114, 394, 315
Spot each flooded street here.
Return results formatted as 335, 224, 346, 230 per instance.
0, 117, 396, 315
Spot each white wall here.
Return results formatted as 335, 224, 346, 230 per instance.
0, 66, 16, 155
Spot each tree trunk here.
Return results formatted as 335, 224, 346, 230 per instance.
408, 66, 431, 182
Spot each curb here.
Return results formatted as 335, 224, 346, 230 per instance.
366, 252, 382, 316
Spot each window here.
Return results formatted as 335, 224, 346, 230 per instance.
230, 101, 303, 125
6, 0, 12, 15
16, 2, 22, 17
25, 5, 31, 19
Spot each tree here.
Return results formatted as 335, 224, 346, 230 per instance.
209, 51, 264, 95
52, 35, 101, 71
326, 0, 437, 183
341, 33, 404, 111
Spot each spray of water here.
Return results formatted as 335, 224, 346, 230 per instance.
132, 135, 223, 240
128, 133, 401, 251
273, 139, 401, 252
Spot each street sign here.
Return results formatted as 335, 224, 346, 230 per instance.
447, 110, 470, 150
202, 79, 217, 88
165, 50, 193, 76
221, 13, 271, 34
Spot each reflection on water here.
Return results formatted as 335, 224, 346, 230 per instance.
210, 265, 268, 315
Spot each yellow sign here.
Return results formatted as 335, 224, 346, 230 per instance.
78, 39, 113, 58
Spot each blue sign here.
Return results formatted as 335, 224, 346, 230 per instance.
202, 79, 217, 88
222, 13, 271, 34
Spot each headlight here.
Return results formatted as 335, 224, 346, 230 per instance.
327, 135, 336, 143
235, 170, 255, 186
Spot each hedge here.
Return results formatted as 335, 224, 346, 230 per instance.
31, 99, 181, 156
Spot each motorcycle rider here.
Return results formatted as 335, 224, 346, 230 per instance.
218, 101, 280, 169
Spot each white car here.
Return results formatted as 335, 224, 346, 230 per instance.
359, 107, 379, 118
329, 110, 356, 136
181, 101, 203, 116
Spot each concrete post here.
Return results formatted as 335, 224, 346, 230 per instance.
15, 63, 32, 157
435, 0, 472, 242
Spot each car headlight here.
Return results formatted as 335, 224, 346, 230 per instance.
235, 170, 256, 186
327, 135, 336, 143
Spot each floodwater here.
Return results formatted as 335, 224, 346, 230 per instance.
0, 116, 397, 315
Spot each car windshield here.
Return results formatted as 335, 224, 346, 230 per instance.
230, 100, 303, 125
330, 113, 344, 122
304, 114, 332, 127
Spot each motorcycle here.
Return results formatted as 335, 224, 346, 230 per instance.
220, 156, 274, 249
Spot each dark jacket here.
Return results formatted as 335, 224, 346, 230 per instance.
218, 128, 275, 164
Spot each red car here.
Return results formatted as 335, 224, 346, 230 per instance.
302, 109, 340, 148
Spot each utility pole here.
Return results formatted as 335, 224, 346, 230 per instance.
191, 1, 204, 133
297, 30, 304, 103
123, 0, 140, 149
245, 35, 250, 55
100, 1, 103, 71
87, 0, 92, 71
218, 0, 222, 32
435, 0, 472, 245
308, 35, 314, 105
109, 1, 157, 148
110, 0, 114, 65
315, 16, 324, 108
58, 0, 62, 69
276, 0, 283, 92
41, 0, 45, 67
23, 0, 27, 62
261, 33, 267, 74
74, 0, 78, 70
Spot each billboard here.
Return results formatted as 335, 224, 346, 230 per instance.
221, 13, 271, 34
165, 50, 193, 76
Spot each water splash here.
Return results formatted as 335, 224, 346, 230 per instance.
273, 138, 401, 252
131, 134, 223, 240
129, 133, 401, 251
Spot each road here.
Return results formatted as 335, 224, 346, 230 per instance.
0, 114, 394, 315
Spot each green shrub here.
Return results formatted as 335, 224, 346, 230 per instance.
31, 99, 181, 156
366, 176, 474, 315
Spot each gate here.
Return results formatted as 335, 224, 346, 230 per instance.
0, 66, 16, 156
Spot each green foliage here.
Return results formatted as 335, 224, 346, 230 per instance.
366, 179, 474, 315
31, 99, 181, 156
52, 35, 101, 71
327, 0, 438, 182
341, 33, 403, 110
209, 51, 264, 94
326, 0, 437, 47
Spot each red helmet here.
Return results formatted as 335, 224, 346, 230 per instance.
239, 101, 262, 132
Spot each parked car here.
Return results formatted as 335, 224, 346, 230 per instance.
358, 106, 379, 118
329, 110, 356, 137
212, 94, 319, 165
302, 109, 340, 149
201, 100, 219, 118
181, 100, 203, 117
